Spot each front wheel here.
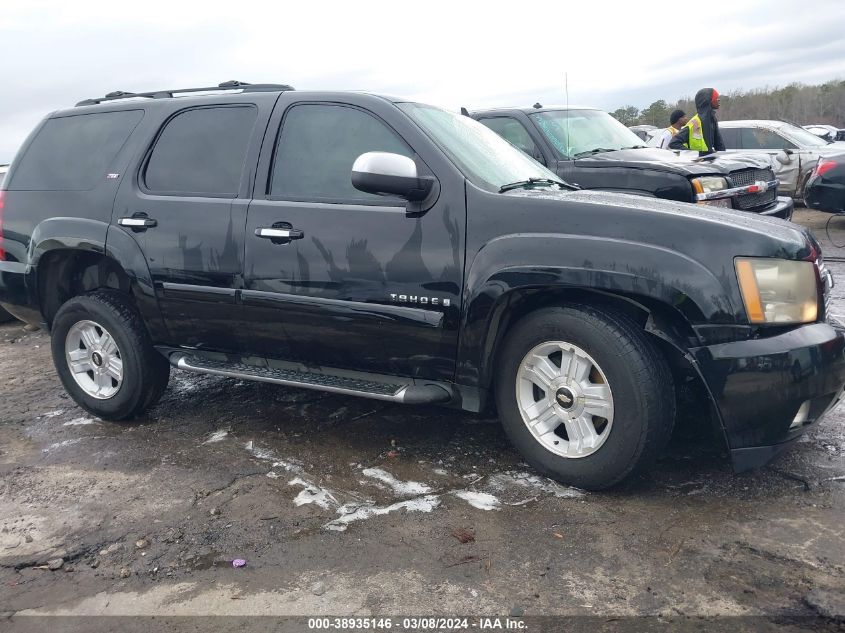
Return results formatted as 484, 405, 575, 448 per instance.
495, 305, 675, 490
50, 290, 170, 420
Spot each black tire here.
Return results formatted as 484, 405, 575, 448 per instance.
495, 304, 675, 490
50, 290, 170, 420
0, 306, 15, 323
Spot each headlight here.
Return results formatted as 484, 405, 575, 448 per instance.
735, 258, 818, 324
692, 176, 732, 207
692, 176, 728, 194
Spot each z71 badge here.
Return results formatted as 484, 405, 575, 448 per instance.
389, 293, 451, 307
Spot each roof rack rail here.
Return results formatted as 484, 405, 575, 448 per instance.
76, 81, 294, 106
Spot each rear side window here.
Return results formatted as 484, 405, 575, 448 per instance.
144, 106, 257, 196
740, 127, 793, 150
270, 104, 411, 202
8, 110, 143, 191
720, 127, 740, 148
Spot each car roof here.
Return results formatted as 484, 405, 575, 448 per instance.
469, 105, 600, 116
720, 120, 789, 128
59, 83, 409, 117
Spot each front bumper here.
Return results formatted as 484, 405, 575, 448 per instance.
757, 195, 794, 220
691, 321, 845, 472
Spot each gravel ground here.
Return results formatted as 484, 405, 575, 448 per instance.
0, 209, 843, 629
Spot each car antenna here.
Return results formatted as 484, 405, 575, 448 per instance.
565, 71, 571, 156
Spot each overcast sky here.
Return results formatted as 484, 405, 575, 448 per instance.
2, 0, 844, 161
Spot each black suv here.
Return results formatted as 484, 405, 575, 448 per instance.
470, 105, 794, 219
1, 82, 842, 489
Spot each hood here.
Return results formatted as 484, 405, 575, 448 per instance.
575, 147, 772, 175
502, 188, 810, 258
813, 143, 845, 156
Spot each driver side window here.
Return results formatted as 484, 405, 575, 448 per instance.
270, 103, 412, 203
478, 117, 545, 164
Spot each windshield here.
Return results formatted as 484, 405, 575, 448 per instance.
398, 103, 562, 192
529, 109, 646, 158
776, 122, 830, 148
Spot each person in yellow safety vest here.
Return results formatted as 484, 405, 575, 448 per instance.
669, 88, 725, 156
655, 109, 688, 149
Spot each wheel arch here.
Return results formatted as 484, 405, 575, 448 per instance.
467, 284, 729, 449
31, 224, 165, 340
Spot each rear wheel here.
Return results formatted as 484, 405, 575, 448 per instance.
495, 304, 675, 490
51, 290, 170, 420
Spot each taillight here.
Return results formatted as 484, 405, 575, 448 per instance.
815, 159, 837, 178
0, 190, 5, 261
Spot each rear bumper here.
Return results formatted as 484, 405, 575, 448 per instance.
691, 321, 845, 471
805, 180, 845, 214
756, 195, 794, 220
0, 261, 41, 325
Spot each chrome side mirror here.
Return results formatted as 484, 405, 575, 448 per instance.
351, 152, 434, 201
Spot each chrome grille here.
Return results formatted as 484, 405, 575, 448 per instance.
729, 167, 777, 210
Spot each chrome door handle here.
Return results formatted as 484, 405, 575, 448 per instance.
118, 217, 157, 228
255, 227, 304, 240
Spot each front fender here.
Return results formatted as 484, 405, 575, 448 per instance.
456, 233, 737, 388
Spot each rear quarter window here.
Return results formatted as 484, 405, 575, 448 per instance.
8, 110, 143, 191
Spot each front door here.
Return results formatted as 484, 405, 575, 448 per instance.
242, 99, 465, 381
113, 103, 264, 351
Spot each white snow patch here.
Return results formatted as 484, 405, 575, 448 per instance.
41, 410, 65, 419
244, 441, 275, 461
452, 490, 501, 511
266, 471, 281, 479
272, 459, 304, 474
42, 438, 83, 452
63, 417, 98, 426
324, 495, 441, 531
432, 468, 449, 476
489, 471, 586, 499
202, 430, 228, 444
361, 467, 431, 496
289, 478, 338, 509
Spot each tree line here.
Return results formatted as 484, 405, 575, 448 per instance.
610, 79, 845, 128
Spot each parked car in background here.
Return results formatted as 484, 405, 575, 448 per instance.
471, 105, 793, 218
804, 154, 845, 214
1, 82, 841, 488
804, 124, 840, 143
0, 165, 13, 323
719, 120, 845, 199
628, 124, 657, 141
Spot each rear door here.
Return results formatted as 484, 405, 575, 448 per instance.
113, 98, 271, 351
241, 95, 465, 381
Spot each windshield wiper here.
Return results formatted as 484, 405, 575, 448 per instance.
573, 148, 616, 158
498, 177, 566, 193
620, 145, 648, 150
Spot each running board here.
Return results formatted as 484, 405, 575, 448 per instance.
171, 354, 451, 404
